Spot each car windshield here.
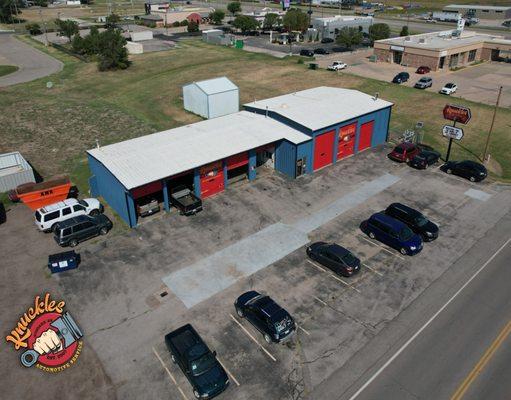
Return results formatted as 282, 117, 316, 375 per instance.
399, 226, 414, 241
420, 78, 428, 82
78, 199, 89, 207
414, 215, 429, 227
274, 314, 293, 333
445, 83, 455, 88
190, 353, 216, 376
394, 146, 405, 154
342, 252, 356, 264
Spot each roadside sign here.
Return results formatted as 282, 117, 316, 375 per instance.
443, 104, 471, 124
442, 125, 464, 140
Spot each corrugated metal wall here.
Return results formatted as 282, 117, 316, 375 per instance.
183, 84, 208, 119
275, 140, 297, 178
0, 152, 35, 192
297, 140, 313, 174
208, 90, 239, 119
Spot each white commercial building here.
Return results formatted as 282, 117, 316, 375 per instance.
312, 15, 373, 40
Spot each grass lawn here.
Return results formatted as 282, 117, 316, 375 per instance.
0, 65, 18, 77
0, 36, 510, 200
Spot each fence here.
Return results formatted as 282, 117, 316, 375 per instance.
51, 43, 90, 62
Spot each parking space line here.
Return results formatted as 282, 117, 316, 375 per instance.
313, 296, 328, 307
297, 325, 311, 336
229, 314, 277, 362
363, 263, 384, 277
358, 235, 405, 260
306, 259, 327, 273
216, 357, 240, 387
307, 259, 361, 293
152, 347, 190, 400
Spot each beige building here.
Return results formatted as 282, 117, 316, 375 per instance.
374, 30, 511, 71
443, 4, 511, 20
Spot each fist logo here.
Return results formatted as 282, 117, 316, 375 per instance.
33, 329, 63, 355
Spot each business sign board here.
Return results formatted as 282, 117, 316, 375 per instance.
443, 104, 471, 124
442, 125, 464, 140
390, 45, 405, 52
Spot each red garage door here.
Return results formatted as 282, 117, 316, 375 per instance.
226, 152, 248, 170
358, 121, 374, 152
313, 130, 335, 171
200, 161, 224, 198
338, 123, 357, 160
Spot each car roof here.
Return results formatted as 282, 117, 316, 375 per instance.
370, 212, 406, 229
396, 142, 415, 149
55, 214, 91, 228
388, 202, 422, 217
326, 243, 349, 257
39, 198, 78, 214
460, 160, 485, 169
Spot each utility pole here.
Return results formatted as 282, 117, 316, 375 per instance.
39, 9, 49, 46
406, 0, 411, 29
482, 85, 503, 162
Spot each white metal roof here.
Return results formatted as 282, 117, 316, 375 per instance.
244, 87, 393, 131
444, 4, 511, 11
188, 77, 238, 95
88, 111, 310, 190
0, 151, 32, 176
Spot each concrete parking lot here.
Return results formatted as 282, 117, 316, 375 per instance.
316, 50, 511, 108
1, 145, 511, 399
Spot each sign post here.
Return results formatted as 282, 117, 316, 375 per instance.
442, 104, 471, 161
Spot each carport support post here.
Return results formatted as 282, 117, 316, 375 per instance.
193, 168, 201, 198
162, 180, 170, 212
445, 120, 456, 162
248, 149, 256, 181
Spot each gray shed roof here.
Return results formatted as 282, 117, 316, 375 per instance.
188, 77, 238, 95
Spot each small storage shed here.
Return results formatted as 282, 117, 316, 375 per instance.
0, 152, 35, 193
183, 77, 239, 119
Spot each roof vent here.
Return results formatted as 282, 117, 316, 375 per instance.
372, 92, 379, 101
95, 138, 100, 149
419, 38, 426, 44
404, 36, 411, 41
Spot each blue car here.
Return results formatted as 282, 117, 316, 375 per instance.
361, 212, 423, 256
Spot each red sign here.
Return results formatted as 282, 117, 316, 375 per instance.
443, 104, 471, 124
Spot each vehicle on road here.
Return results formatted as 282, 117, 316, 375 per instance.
53, 214, 112, 247
503, 20, 511, 28
385, 203, 439, 241
332, 46, 351, 53
321, 37, 334, 43
234, 291, 296, 344
465, 17, 479, 26
170, 186, 203, 216
439, 82, 457, 95
416, 66, 431, 74
299, 49, 314, 57
361, 212, 423, 255
137, 198, 160, 218
327, 61, 347, 71
392, 72, 410, 84
440, 160, 488, 182
388, 142, 421, 163
414, 77, 433, 89
165, 324, 229, 399
306, 242, 361, 277
314, 48, 330, 55
35, 198, 103, 232
409, 149, 441, 169
0, 202, 5, 225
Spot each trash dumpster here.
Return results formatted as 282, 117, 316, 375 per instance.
48, 251, 80, 274
308, 63, 318, 70
235, 39, 244, 49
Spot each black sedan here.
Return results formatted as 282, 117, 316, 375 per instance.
440, 160, 487, 182
306, 242, 360, 277
409, 150, 441, 169
385, 202, 439, 241
234, 291, 296, 344
314, 48, 330, 55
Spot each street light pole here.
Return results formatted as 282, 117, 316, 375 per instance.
482, 85, 503, 162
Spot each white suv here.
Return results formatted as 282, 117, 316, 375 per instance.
35, 198, 103, 232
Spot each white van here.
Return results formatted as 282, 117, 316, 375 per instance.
35, 198, 102, 232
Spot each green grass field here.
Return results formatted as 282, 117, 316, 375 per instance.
0, 36, 510, 200
0, 65, 18, 77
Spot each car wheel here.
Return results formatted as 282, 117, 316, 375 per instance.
90, 209, 99, 216
424, 164, 428, 169
470, 176, 476, 182
171, 354, 176, 363
405, 157, 410, 163
69, 239, 78, 247
400, 248, 408, 255
236, 307, 244, 318
264, 333, 272, 344
193, 389, 200, 399
51, 223, 57, 232
369, 232, 376, 239
100, 227, 108, 235
446, 169, 452, 174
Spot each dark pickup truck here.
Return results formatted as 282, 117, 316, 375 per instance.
165, 324, 229, 399
170, 186, 202, 216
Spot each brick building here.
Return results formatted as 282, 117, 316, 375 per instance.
373, 30, 511, 71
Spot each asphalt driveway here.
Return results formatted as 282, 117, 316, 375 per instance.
0, 34, 62, 87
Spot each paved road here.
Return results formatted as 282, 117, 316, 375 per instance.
0, 33, 62, 87
310, 211, 511, 400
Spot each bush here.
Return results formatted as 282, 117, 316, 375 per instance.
187, 20, 199, 32
172, 21, 181, 27
71, 33, 84, 54
297, 58, 304, 64
97, 28, 130, 71
180, 19, 189, 26
26, 23, 42, 35
400, 25, 409, 37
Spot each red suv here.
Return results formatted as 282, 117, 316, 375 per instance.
416, 66, 431, 74
388, 143, 421, 163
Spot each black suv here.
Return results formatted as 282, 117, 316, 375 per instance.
306, 242, 360, 277
409, 150, 441, 169
392, 72, 410, 83
440, 160, 487, 182
54, 214, 112, 247
385, 203, 439, 241
234, 291, 296, 344
299, 49, 314, 57
314, 48, 330, 54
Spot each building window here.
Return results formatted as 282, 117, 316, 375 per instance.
468, 49, 477, 62
496, 10, 503, 13
482, 9, 489, 13
449, 53, 459, 68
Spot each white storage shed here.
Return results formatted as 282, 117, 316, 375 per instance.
0, 152, 35, 192
183, 77, 239, 119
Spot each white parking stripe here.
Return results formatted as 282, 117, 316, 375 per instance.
229, 314, 277, 362
313, 296, 328, 307
298, 325, 311, 336
307, 259, 361, 293
306, 259, 327, 273
216, 357, 240, 387
152, 347, 190, 400
363, 263, 384, 277
359, 235, 406, 260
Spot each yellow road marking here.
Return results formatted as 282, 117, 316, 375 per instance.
450, 320, 511, 400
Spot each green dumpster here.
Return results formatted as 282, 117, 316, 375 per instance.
235, 39, 244, 49
309, 63, 318, 70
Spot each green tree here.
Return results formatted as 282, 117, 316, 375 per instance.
187, 20, 199, 32
369, 23, 390, 42
209, 9, 225, 25
227, 1, 241, 16
400, 25, 409, 37
0, 0, 20, 23
335, 26, 362, 49
81, 25, 101, 55
232, 15, 258, 33
97, 28, 130, 71
26, 22, 42, 35
263, 13, 280, 30
71, 33, 84, 54
55, 18, 79, 42
282, 8, 308, 33
180, 19, 189, 26
105, 13, 121, 29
